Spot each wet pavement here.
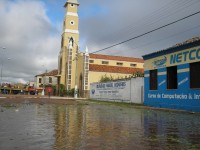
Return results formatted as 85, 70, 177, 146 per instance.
0, 101, 200, 150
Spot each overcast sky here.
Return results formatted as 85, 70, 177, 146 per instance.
0, 0, 200, 84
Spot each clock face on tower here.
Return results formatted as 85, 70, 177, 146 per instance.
70, 20, 75, 25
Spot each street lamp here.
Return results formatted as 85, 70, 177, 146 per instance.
0, 58, 11, 91
41, 65, 47, 96
1, 47, 6, 50
0, 47, 6, 87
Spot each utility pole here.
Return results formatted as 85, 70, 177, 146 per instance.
41, 67, 47, 96
0, 47, 6, 87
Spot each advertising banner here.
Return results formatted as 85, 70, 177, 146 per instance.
144, 46, 200, 70
90, 80, 131, 102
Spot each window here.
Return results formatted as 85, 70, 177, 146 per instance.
60, 58, 62, 73
130, 64, 137, 67
70, 20, 75, 25
49, 77, 52, 83
70, 4, 74, 7
39, 78, 42, 83
63, 21, 65, 29
102, 61, 109, 65
61, 37, 64, 48
150, 70, 157, 90
167, 66, 177, 89
89, 60, 94, 63
190, 61, 200, 89
117, 62, 123, 66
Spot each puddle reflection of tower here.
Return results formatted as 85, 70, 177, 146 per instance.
53, 106, 85, 149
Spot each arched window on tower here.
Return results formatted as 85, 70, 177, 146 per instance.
69, 37, 74, 47
63, 21, 65, 30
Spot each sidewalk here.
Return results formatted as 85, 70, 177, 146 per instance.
0, 94, 87, 100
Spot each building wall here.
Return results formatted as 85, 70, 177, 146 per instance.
144, 44, 200, 112
77, 53, 84, 91
35, 76, 57, 88
88, 56, 144, 90
35, 76, 42, 88
90, 78, 144, 104
89, 58, 144, 68
88, 71, 133, 89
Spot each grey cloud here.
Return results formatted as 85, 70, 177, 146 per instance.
79, 0, 200, 57
1, 0, 200, 84
0, 0, 60, 83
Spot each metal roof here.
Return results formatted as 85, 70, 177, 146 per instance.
142, 36, 200, 60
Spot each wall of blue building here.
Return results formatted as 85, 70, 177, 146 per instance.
143, 44, 200, 112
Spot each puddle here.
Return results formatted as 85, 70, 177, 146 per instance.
0, 103, 199, 150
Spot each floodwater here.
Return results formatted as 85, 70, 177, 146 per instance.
0, 102, 200, 150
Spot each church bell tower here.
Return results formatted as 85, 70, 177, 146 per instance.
58, 0, 79, 90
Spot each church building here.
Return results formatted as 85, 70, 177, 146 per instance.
57, 0, 144, 97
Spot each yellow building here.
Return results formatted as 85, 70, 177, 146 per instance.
57, 0, 80, 90
57, 0, 144, 97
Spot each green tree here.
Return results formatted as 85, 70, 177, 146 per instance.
59, 84, 65, 96
100, 74, 115, 82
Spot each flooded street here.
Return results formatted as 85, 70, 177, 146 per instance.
0, 101, 200, 150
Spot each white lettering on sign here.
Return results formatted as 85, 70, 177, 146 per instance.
194, 94, 200, 99
90, 80, 131, 101
159, 80, 166, 86
148, 94, 156, 98
147, 93, 200, 100
170, 48, 200, 64
178, 78, 188, 86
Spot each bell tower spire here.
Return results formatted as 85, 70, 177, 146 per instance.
58, 0, 79, 90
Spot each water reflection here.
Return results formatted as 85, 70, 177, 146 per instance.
144, 110, 200, 149
0, 103, 200, 150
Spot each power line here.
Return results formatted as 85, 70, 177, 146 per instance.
109, 0, 190, 42
99, 0, 199, 45
125, 0, 199, 40
92, 10, 200, 54
131, 24, 200, 52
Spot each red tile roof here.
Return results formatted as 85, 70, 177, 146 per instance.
36, 69, 58, 77
89, 64, 144, 74
89, 53, 144, 63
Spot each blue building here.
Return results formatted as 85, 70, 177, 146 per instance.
143, 37, 200, 112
